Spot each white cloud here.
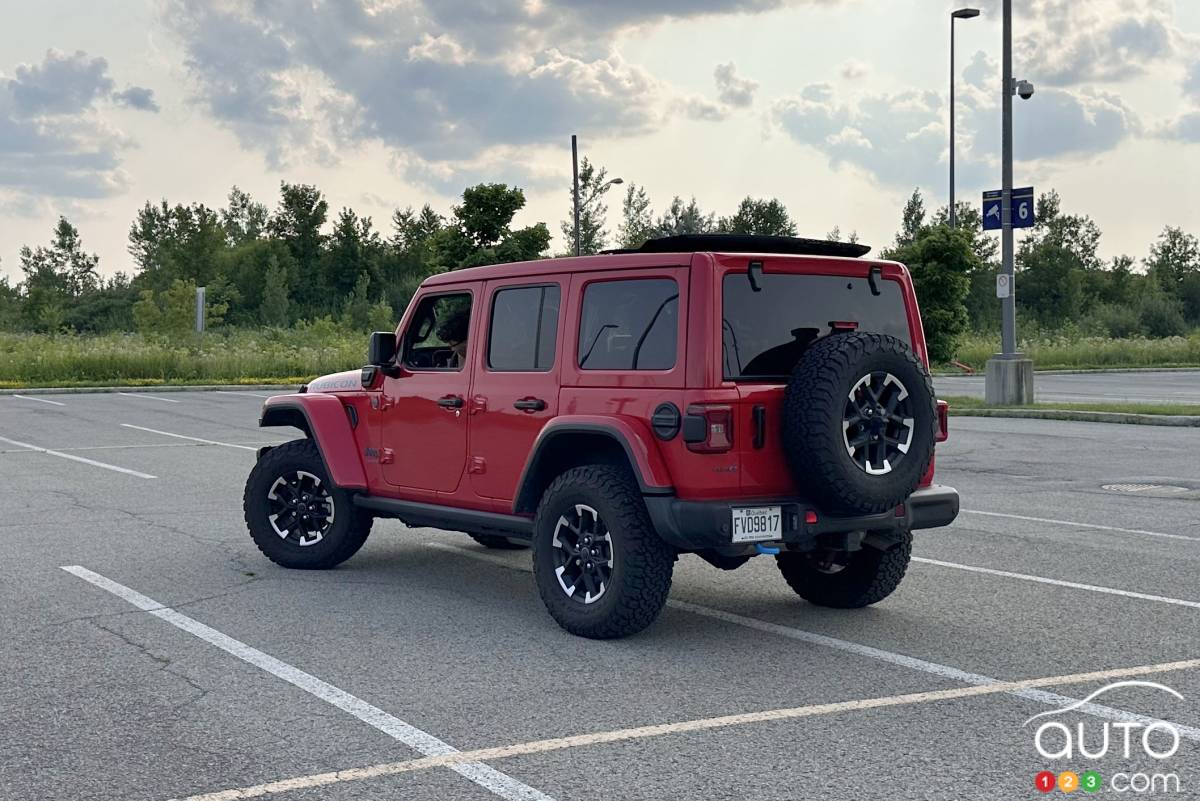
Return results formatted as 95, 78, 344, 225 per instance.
714, 62, 758, 107
0, 49, 155, 203
840, 59, 869, 81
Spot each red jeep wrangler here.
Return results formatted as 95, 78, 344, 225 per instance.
244, 235, 958, 639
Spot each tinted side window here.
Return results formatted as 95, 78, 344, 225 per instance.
488, 285, 561, 371
578, 279, 678, 371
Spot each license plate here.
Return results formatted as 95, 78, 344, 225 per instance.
731, 506, 783, 543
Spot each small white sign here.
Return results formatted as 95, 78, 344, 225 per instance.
996, 273, 1011, 299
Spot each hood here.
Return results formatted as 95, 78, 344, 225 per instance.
306, 369, 363, 394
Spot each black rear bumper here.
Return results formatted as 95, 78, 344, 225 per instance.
644, 485, 959, 551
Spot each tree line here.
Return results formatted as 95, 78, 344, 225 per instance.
2, 159, 1198, 364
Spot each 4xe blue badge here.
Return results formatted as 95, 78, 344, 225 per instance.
983, 187, 1035, 231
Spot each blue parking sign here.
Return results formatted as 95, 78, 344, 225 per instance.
982, 187, 1035, 231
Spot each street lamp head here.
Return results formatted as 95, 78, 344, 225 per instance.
952, 7, 981, 19
610, 178, 624, 186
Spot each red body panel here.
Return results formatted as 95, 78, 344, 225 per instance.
283, 247, 942, 509
262, 392, 369, 490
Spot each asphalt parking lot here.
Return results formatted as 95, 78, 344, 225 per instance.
3, 389, 1198, 800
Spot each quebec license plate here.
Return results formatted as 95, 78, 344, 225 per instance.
730, 506, 783, 543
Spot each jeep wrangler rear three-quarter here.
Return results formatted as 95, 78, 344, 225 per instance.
243, 234, 959, 639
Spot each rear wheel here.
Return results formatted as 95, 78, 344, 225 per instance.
468, 533, 529, 550
243, 439, 372, 569
775, 530, 912, 608
532, 466, 675, 639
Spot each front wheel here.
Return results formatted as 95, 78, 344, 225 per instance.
532, 466, 675, 639
775, 530, 912, 608
243, 439, 372, 569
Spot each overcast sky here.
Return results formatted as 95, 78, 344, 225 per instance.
2, 0, 1199, 281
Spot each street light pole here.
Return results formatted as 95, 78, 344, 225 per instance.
984, 0, 1034, 404
1000, 0, 1016, 356
571, 134, 581, 257
950, 8, 980, 229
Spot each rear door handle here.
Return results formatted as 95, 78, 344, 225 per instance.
437, 395, 464, 409
513, 398, 547, 412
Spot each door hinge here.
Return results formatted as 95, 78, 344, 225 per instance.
379, 448, 395, 464
379, 396, 397, 411
469, 395, 488, 415
467, 456, 486, 475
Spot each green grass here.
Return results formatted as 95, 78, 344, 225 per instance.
950, 332, 1200, 371
944, 395, 1200, 417
0, 329, 364, 388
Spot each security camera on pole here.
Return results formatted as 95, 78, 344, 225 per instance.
984, 0, 1035, 405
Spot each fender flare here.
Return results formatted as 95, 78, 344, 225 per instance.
259, 395, 367, 490
513, 416, 673, 514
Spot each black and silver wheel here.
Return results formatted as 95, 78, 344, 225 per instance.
776, 530, 912, 609
532, 465, 674, 639
244, 439, 372, 570
549, 504, 614, 604
843, 371, 915, 476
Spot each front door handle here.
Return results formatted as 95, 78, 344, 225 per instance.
437, 395, 464, 409
513, 398, 547, 412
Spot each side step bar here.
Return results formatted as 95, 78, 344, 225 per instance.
353, 495, 533, 538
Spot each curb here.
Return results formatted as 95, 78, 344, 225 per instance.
934, 366, 1200, 377
954, 408, 1200, 427
0, 384, 299, 396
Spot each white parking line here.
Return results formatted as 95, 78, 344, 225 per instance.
913, 557, 1200, 610
169, 655, 1200, 801
118, 392, 181, 404
961, 509, 1200, 543
215, 391, 276, 399
0, 435, 156, 479
121, 424, 258, 451
430, 542, 1200, 740
60, 566, 557, 801
12, 394, 65, 406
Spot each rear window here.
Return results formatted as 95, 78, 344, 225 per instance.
722, 272, 911, 380
578, 278, 679, 371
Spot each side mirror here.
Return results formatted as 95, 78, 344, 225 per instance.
368, 331, 398, 368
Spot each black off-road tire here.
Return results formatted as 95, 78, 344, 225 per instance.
782, 332, 937, 515
532, 466, 675, 639
243, 439, 373, 570
775, 530, 912, 609
468, 533, 529, 550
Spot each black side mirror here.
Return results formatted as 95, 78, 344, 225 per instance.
368, 331, 398, 368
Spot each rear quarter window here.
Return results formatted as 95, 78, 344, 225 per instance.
578, 278, 679, 371
722, 272, 911, 380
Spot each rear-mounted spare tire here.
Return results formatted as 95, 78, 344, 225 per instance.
782, 332, 936, 515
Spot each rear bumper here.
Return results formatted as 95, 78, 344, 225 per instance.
645, 485, 960, 551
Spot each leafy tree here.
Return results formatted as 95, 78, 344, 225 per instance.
392, 205, 443, 251
259, 255, 291, 327
888, 225, 977, 363
127, 201, 225, 290
324, 208, 383, 300
456, 183, 527, 249
133, 279, 227, 338
894, 189, 926, 250
718, 197, 797, 236
270, 183, 329, 312
560, 158, 616, 255
825, 226, 860, 244
0, 273, 19, 330
654, 196, 715, 237
221, 186, 269, 246
17, 217, 102, 331
65, 274, 138, 333
617, 183, 654, 248
1145, 226, 1200, 292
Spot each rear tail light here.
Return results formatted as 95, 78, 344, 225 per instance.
683, 404, 734, 453
936, 400, 949, 442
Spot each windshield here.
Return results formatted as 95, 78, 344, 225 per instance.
722, 272, 912, 380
